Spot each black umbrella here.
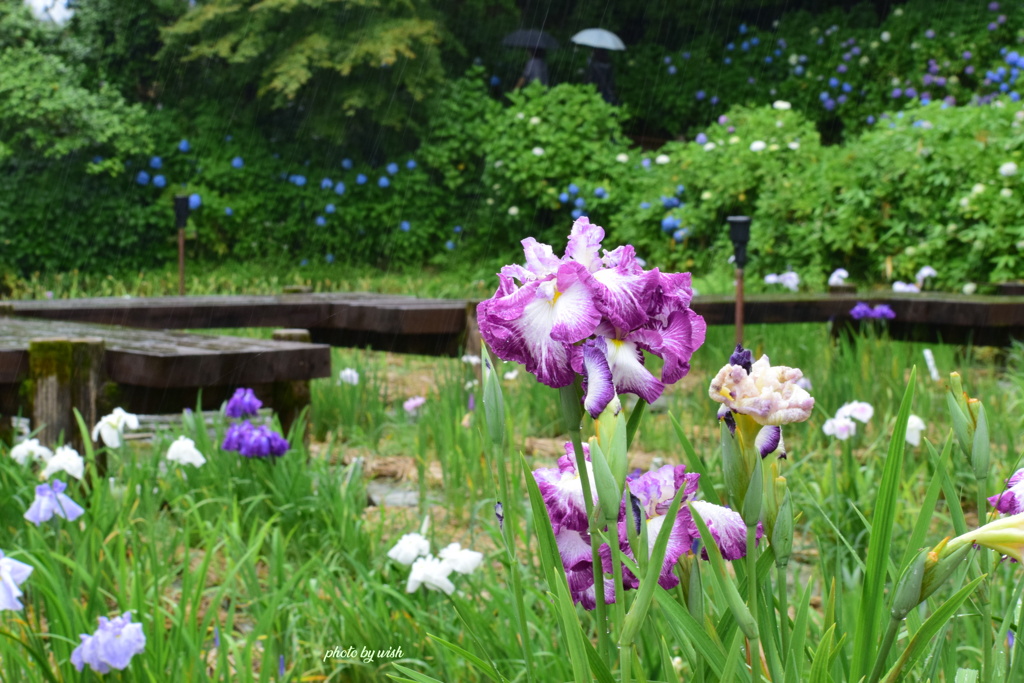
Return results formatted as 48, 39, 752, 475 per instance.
502, 29, 559, 51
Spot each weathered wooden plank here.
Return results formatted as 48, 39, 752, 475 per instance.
0, 318, 331, 387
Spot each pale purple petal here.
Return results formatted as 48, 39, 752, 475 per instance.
689, 500, 760, 561
548, 263, 602, 342
521, 238, 563, 278
534, 462, 595, 534
602, 337, 664, 403
565, 217, 605, 272
645, 511, 695, 589
556, 529, 594, 569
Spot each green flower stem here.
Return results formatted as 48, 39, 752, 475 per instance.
746, 523, 760, 673
976, 483, 993, 683
491, 441, 534, 680
867, 616, 902, 683
559, 385, 612, 665
612, 519, 631, 682
777, 564, 790, 660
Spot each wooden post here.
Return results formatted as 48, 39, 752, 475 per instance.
270, 329, 312, 442
464, 301, 482, 383
175, 195, 190, 296
29, 337, 105, 453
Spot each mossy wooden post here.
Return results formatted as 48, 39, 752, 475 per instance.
29, 337, 105, 457
271, 329, 311, 443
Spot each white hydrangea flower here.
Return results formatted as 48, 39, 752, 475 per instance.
779, 271, 800, 291
531, 147, 544, 156
388, 533, 431, 565
828, 268, 849, 287
788, 141, 800, 150
703, 142, 717, 151
881, 31, 891, 42
615, 153, 629, 163
40, 446, 84, 481
750, 140, 767, 152
772, 100, 792, 110
1000, 161, 1018, 177
508, 206, 520, 216
10, 439, 52, 466
655, 154, 670, 164
892, 281, 920, 293
528, 116, 541, 125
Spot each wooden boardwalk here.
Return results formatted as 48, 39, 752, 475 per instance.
0, 318, 330, 445
8, 292, 467, 356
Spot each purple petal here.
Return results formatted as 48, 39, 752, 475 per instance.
756, 425, 781, 458
634, 308, 706, 384
520, 238, 563, 278
534, 463, 593, 534
548, 263, 602, 342
989, 474, 1024, 514
585, 245, 654, 331
581, 340, 615, 418
602, 337, 664, 403
556, 529, 594, 569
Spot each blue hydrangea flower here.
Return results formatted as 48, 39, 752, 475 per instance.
842, 82, 852, 93
668, 65, 677, 75
794, 65, 804, 76
751, 37, 760, 45
490, 75, 501, 86
342, 158, 353, 169
225, 135, 233, 141
676, 184, 685, 194
836, 64, 847, 73
741, 41, 750, 51
696, 90, 706, 100
400, 221, 410, 232
445, 240, 456, 250
828, 77, 839, 88
568, 183, 579, 196
594, 187, 606, 198
710, 96, 719, 105
178, 140, 190, 153
326, 253, 335, 264
334, 182, 346, 195
695, 133, 708, 144
153, 175, 166, 188
682, 51, 691, 59
325, 203, 336, 213
639, 202, 650, 209
300, 259, 309, 267
356, 174, 367, 185
231, 156, 244, 169
571, 209, 583, 219
386, 162, 399, 175
92, 156, 103, 164
315, 216, 326, 226
225, 207, 233, 216
673, 228, 690, 242
905, 87, 918, 98
764, 56, 772, 64
150, 156, 162, 169
289, 175, 307, 187
378, 176, 390, 188
738, 23, 747, 34
724, 57, 732, 65
189, 193, 201, 210
453, 225, 463, 233
823, 98, 836, 111
663, 56, 672, 64
574, 197, 586, 208
319, 178, 331, 190
135, 171, 150, 185
891, 88, 902, 98
559, 192, 569, 203
406, 159, 417, 170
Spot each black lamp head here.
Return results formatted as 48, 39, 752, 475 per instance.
174, 195, 191, 229
726, 215, 751, 268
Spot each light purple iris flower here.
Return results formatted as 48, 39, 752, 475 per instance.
24, 480, 85, 526
533, 444, 757, 608
989, 468, 1024, 514
478, 218, 706, 417
71, 612, 146, 673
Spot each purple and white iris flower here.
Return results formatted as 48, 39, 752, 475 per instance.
477, 217, 706, 418
24, 480, 85, 526
989, 468, 1024, 515
71, 612, 147, 673
533, 444, 756, 608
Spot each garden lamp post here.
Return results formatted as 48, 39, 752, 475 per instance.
727, 216, 751, 345
174, 195, 190, 296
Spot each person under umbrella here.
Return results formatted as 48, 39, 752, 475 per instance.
516, 48, 549, 88
586, 49, 617, 104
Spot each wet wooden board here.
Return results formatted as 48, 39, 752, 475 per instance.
0, 317, 331, 388
9, 293, 466, 333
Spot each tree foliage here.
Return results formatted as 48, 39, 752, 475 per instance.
161, 0, 447, 144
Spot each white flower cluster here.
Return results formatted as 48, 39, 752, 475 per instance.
387, 532, 484, 595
